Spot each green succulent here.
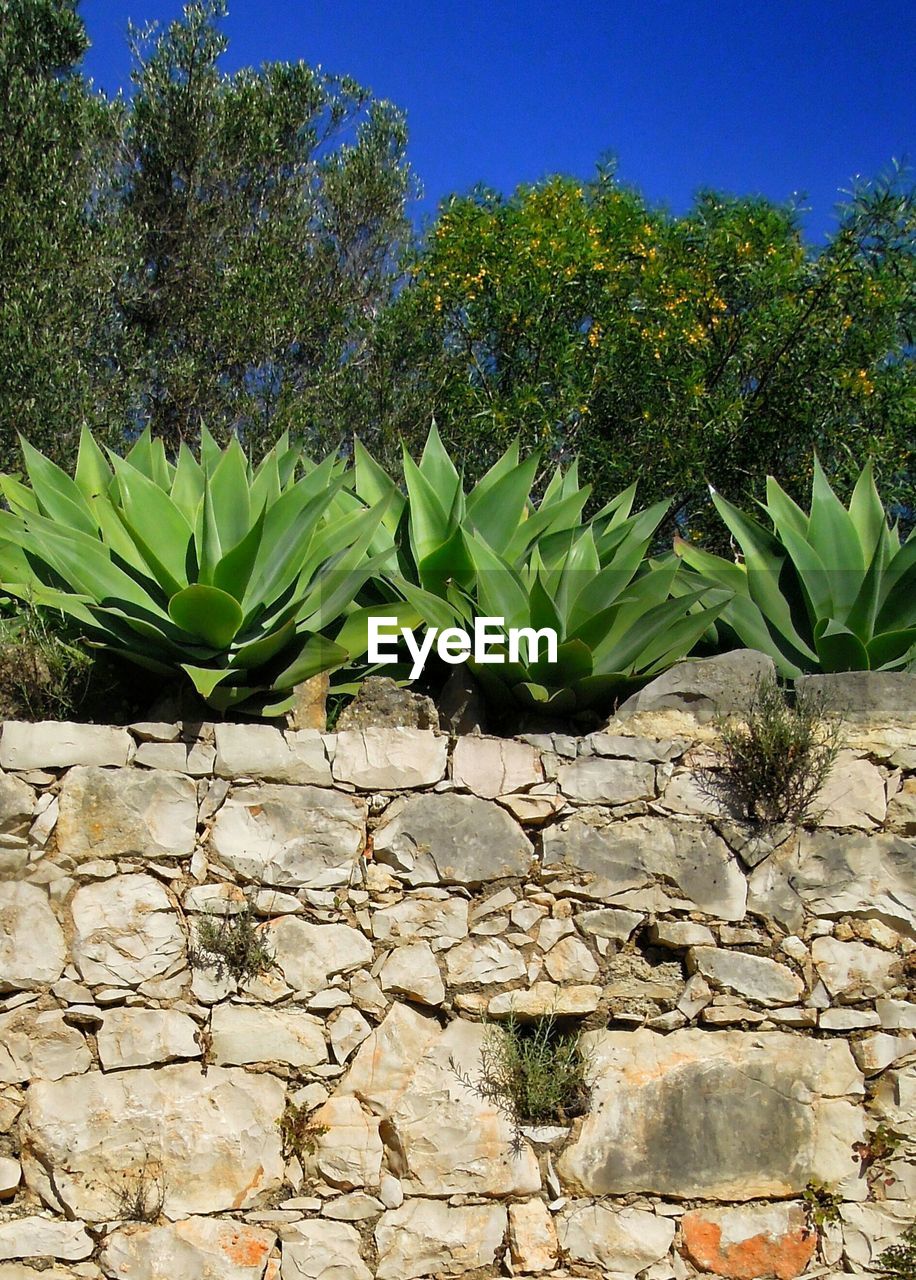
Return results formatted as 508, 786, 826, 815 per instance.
0, 428, 388, 714
675, 459, 916, 676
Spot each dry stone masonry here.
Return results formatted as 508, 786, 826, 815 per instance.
0, 667, 914, 1279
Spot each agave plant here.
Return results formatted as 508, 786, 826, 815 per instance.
675, 459, 916, 676
0, 428, 389, 714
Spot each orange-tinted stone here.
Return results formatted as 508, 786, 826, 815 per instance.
681, 1203, 816, 1280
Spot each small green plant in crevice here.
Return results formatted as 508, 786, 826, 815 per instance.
875, 1223, 916, 1280
706, 674, 843, 826
279, 1100, 328, 1162
853, 1122, 902, 1194
803, 1179, 843, 1234
451, 1013, 591, 1149
189, 904, 274, 984
110, 1159, 167, 1222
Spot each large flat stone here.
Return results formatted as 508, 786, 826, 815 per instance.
332, 728, 447, 789
0, 1007, 91, 1082
0, 882, 66, 992
557, 757, 656, 804
374, 1200, 507, 1280
748, 830, 916, 933
339, 1010, 541, 1197
543, 815, 747, 920
811, 937, 900, 1002
558, 1029, 865, 1200
0, 721, 131, 770
209, 1004, 327, 1067
686, 948, 804, 1005
816, 752, 887, 829
266, 917, 373, 997
101, 1218, 276, 1280
209, 785, 366, 888
373, 793, 533, 885
795, 672, 916, 724
451, 737, 543, 799
680, 1202, 816, 1279
615, 651, 776, 723
56, 767, 197, 861
281, 1219, 371, 1280
0, 1216, 93, 1261
21, 1063, 285, 1220
556, 1202, 675, 1272
214, 723, 332, 785
97, 1008, 200, 1070
70, 874, 186, 989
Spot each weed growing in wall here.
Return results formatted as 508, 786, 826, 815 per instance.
875, 1224, 916, 1280
190, 903, 275, 984
708, 674, 843, 825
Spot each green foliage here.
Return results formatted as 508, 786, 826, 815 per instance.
368, 167, 915, 532
279, 1101, 327, 1162
676, 459, 916, 676
351, 424, 731, 714
875, 1225, 916, 1280
709, 675, 843, 825
0, 429, 385, 715
190, 904, 274, 983
0, 601, 93, 721
113, 0, 413, 454
0, 0, 122, 472
803, 1180, 843, 1233
452, 1014, 591, 1147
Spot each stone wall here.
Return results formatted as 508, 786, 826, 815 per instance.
0, 682, 914, 1279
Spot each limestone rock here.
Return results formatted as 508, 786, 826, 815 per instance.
21, 1063, 285, 1220
748, 829, 916, 934
308, 1094, 383, 1190
0, 720, 131, 769
336, 676, 438, 731
576, 907, 644, 942
101, 1218, 276, 1280
332, 728, 447, 789
70, 874, 186, 989
0, 1007, 91, 1082
557, 756, 655, 804
0, 1157, 20, 1196
56, 767, 197, 861
97, 1008, 200, 1071
374, 1200, 507, 1280
586, 732, 686, 761
371, 894, 468, 943
615, 651, 777, 723
650, 920, 715, 949
287, 670, 330, 731
0, 772, 35, 845
795, 671, 916, 724
280, 1219, 371, 1280
0, 882, 66, 992
558, 1029, 865, 1200
0, 1216, 93, 1261
543, 936, 599, 983
210, 785, 367, 888
686, 948, 804, 1006
451, 736, 543, 799
373, 793, 532, 885
444, 937, 526, 986
266, 917, 372, 998
888, 777, 916, 834
817, 752, 887, 829
379, 942, 445, 1006
209, 1004, 327, 1068
811, 936, 900, 1002
214, 724, 331, 785
508, 1198, 558, 1273
488, 983, 602, 1019
330, 1008, 372, 1063
340, 1013, 541, 1198
556, 1202, 675, 1272
544, 815, 747, 920
680, 1201, 816, 1279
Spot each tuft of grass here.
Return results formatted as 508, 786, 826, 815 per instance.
452, 1013, 591, 1148
189, 904, 275, 984
111, 1160, 167, 1222
0, 601, 93, 721
875, 1224, 916, 1280
708, 674, 843, 826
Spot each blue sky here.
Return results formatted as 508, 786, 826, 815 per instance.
82, 0, 915, 243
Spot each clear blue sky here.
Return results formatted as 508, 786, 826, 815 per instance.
81, 0, 915, 243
